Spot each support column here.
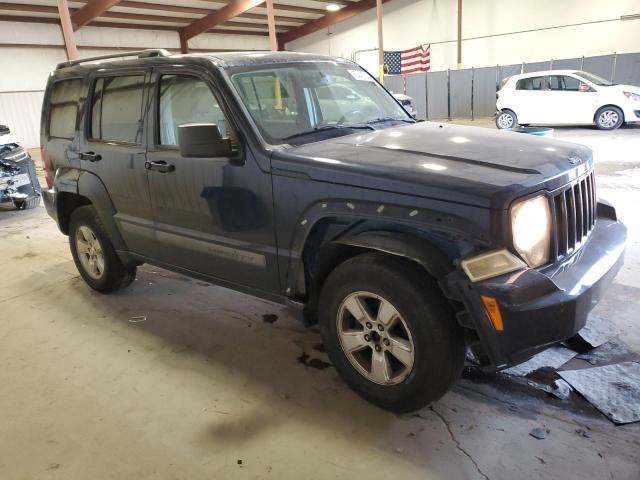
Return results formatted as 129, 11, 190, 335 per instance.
457, 0, 462, 69
57, 0, 78, 61
266, 0, 277, 51
179, 29, 189, 54
376, 0, 384, 83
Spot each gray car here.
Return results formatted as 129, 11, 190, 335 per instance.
40, 50, 625, 412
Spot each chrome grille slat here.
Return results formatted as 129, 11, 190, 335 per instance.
551, 171, 596, 262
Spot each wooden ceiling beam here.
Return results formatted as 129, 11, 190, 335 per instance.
182, 0, 265, 40
71, 0, 124, 29
279, 0, 391, 46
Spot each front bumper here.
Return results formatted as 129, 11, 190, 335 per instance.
444, 203, 626, 370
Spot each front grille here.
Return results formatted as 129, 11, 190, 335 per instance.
551, 170, 597, 260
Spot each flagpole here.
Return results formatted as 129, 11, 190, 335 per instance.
377, 0, 384, 84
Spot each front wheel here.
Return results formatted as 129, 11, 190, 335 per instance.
69, 205, 136, 293
496, 109, 517, 129
595, 106, 623, 130
318, 253, 465, 413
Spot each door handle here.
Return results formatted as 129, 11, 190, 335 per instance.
144, 160, 175, 173
79, 151, 102, 162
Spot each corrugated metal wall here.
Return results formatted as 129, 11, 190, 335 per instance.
386, 52, 640, 120
0, 90, 44, 148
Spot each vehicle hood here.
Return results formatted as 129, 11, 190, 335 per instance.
603, 84, 640, 95
273, 122, 593, 209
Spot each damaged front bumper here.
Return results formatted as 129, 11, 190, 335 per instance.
444, 201, 626, 370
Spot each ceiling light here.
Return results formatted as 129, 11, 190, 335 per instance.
326, 3, 342, 12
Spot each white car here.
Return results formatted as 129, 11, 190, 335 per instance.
496, 70, 640, 130
392, 93, 418, 119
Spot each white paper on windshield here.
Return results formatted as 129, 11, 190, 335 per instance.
348, 69, 375, 82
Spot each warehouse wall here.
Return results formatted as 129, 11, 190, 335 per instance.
286, 0, 640, 75
0, 21, 270, 147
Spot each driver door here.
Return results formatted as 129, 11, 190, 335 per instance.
144, 68, 280, 295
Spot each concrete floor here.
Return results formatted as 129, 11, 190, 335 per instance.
2, 123, 639, 479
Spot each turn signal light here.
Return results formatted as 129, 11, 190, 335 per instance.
481, 295, 504, 331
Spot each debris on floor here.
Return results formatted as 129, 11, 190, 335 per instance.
576, 337, 637, 366
529, 427, 548, 440
262, 313, 278, 324
571, 315, 621, 349
503, 346, 578, 377
129, 316, 147, 323
559, 362, 640, 424
297, 352, 331, 370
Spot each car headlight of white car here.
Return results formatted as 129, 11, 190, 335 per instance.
623, 91, 640, 101
511, 194, 552, 267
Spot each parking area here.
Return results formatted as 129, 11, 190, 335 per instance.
2, 122, 638, 480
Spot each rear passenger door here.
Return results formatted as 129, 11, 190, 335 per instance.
80, 71, 155, 256
144, 68, 280, 295
513, 76, 547, 124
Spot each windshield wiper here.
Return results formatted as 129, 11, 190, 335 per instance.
283, 124, 374, 142
367, 116, 415, 124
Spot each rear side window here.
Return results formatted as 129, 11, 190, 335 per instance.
515, 76, 545, 90
90, 75, 145, 144
49, 79, 83, 139
547, 75, 581, 91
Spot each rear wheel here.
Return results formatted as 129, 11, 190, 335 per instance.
595, 106, 623, 130
69, 205, 136, 293
318, 253, 464, 413
496, 109, 517, 129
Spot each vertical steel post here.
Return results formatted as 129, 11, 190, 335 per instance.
377, 0, 384, 84
471, 67, 474, 121
266, 0, 278, 51
56, 0, 78, 60
447, 68, 451, 121
611, 52, 617, 82
580, 56, 584, 70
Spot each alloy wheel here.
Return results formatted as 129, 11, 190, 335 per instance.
336, 291, 415, 385
497, 112, 514, 129
75, 225, 105, 280
598, 110, 619, 129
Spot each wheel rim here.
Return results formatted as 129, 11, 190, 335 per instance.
497, 113, 514, 129
336, 291, 415, 385
75, 225, 105, 280
598, 110, 618, 128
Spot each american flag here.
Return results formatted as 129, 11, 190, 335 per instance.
383, 44, 431, 75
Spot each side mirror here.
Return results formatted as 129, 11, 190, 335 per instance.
178, 123, 232, 158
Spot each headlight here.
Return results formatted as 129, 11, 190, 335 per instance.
623, 91, 640, 101
511, 194, 551, 267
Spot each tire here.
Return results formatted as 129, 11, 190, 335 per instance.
318, 252, 465, 413
69, 205, 136, 294
13, 195, 40, 210
595, 106, 623, 130
496, 109, 517, 129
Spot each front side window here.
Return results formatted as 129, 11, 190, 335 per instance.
49, 79, 83, 139
228, 62, 411, 145
515, 76, 545, 91
158, 75, 227, 146
91, 75, 145, 144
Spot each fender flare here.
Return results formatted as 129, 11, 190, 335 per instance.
77, 171, 128, 251
333, 230, 454, 280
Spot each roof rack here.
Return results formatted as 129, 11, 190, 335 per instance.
56, 49, 171, 70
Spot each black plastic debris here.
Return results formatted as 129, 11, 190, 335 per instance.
559, 362, 640, 424
503, 346, 578, 377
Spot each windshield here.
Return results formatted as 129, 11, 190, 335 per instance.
228, 62, 413, 145
574, 71, 614, 86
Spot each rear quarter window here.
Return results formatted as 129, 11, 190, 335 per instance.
48, 79, 83, 139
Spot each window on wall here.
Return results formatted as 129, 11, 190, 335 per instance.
158, 75, 228, 146
90, 75, 145, 144
515, 76, 545, 91
49, 79, 83, 139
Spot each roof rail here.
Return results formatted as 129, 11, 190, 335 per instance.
56, 49, 171, 69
